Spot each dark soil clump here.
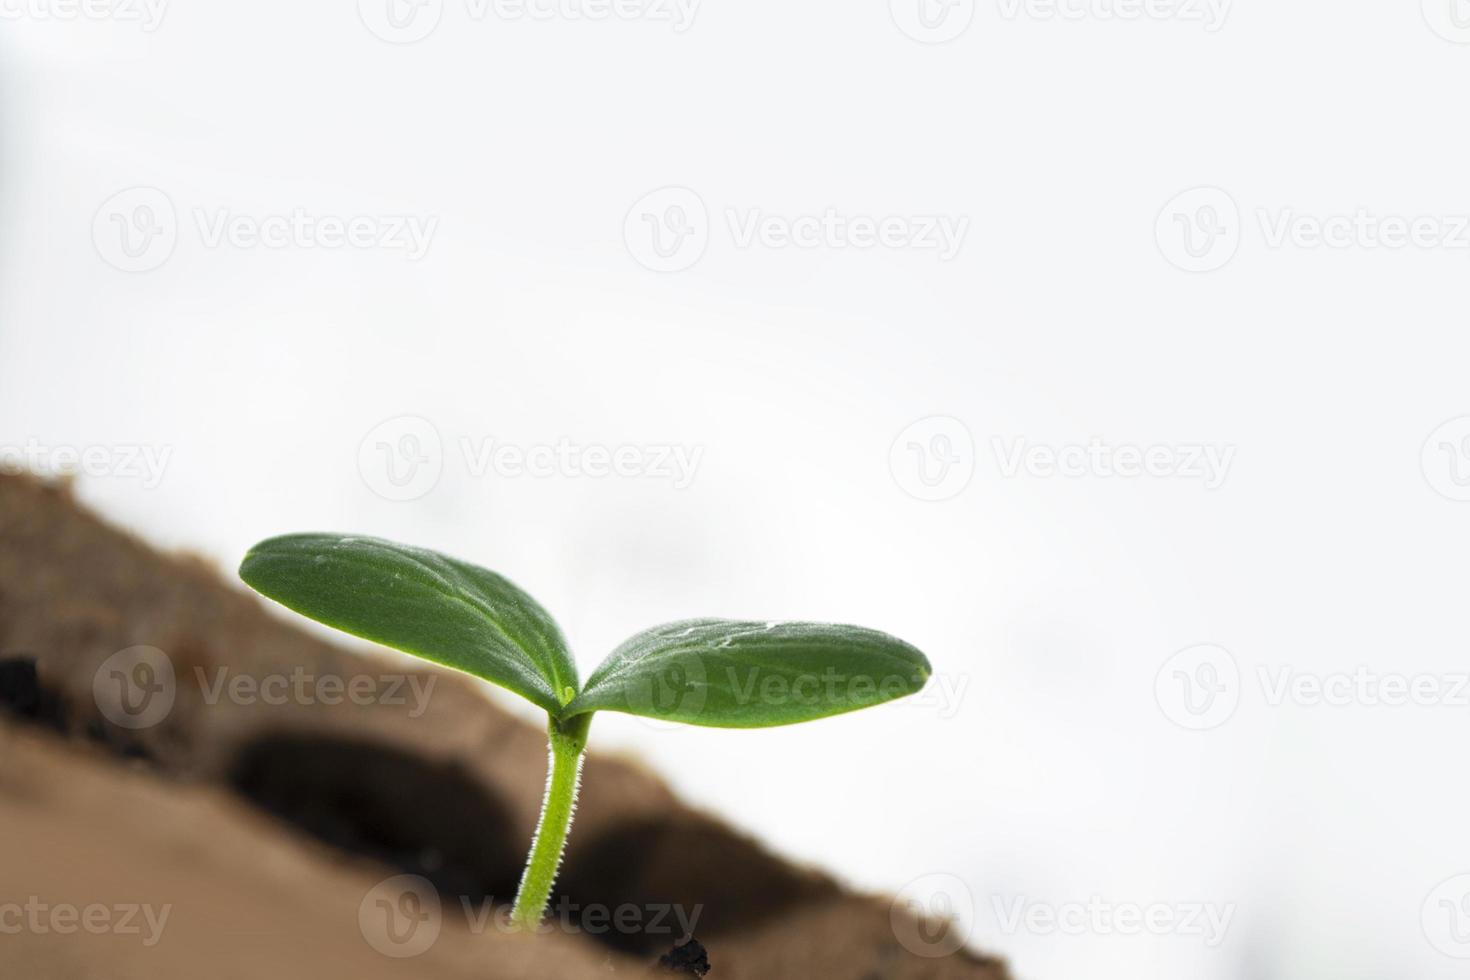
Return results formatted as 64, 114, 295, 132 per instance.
657, 938, 711, 977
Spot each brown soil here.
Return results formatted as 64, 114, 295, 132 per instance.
0, 473, 1008, 980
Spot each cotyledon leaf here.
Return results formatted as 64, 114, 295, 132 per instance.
561, 619, 931, 728
239, 534, 578, 714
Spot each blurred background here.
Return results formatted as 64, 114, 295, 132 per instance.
2, 3, 1469, 977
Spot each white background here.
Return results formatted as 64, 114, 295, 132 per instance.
4, 2, 1470, 977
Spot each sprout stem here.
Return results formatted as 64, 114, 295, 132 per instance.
510, 714, 590, 927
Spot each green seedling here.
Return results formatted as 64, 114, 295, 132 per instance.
238, 533, 931, 928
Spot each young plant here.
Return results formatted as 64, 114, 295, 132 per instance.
238, 533, 931, 928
